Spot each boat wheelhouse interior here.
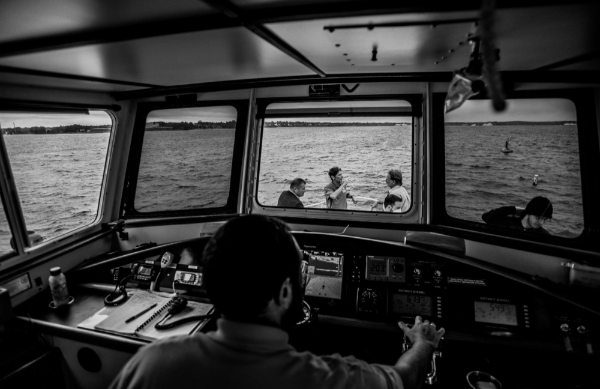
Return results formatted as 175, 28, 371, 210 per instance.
1, 1, 599, 388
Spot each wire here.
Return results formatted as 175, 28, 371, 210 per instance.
154, 313, 214, 330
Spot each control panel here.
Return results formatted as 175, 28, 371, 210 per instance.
111, 253, 205, 293
301, 246, 545, 337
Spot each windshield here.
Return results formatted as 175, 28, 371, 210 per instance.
257, 100, 414, 213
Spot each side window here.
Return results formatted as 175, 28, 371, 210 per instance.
444, 98, 582, 238
134, 106, 237, 212
257, 100, 413, 213
0, 110, 112, 247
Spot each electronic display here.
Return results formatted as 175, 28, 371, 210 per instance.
305, 251, 343, 300
138, 265, 152, 276
474, 301, 518, 326
391, 293, 433, 316
366, 256, 387, 280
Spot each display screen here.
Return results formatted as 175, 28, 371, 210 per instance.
391, 293, 432, 316
474, 301, 518, 326
138, 265, 152, 276
305, 251, 343, 300
366, 256, 387, 279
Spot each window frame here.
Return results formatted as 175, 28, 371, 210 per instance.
431, 89, 600, 255
0, 100, 116, 262
121, 100, 248, 218
253, 94, 422, 222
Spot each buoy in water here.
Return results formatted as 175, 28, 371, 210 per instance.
532, 174, 539, 186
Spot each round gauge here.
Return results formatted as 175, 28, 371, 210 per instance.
160, 252, 175, 267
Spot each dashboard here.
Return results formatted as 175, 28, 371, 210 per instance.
103, 233, 598, 345
92, 232, 599, 388
301, 245, 533, 336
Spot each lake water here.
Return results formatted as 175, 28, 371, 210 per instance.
445, 124, 582, 237
0, 133, 109, 252
258, 125, 413, 208
0, 123, 583, 252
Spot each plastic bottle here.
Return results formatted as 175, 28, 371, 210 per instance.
49, 267, 70, 307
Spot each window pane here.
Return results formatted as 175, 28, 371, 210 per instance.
1, 110, 111, 246
445, 99, 582, 238
0, 207, 12, 254
258, 101, 413, 213
135, 106, 237, 212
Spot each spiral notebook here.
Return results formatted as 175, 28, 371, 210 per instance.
79, 290, 213, 341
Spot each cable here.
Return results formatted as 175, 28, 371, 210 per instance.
104, 274, 131, 306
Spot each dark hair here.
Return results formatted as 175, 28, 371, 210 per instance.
289, 177, 306, 189
202, 215, 301, 321
384, 194, 403, 208
524, 196, 553, 219
388, 169, 403, 186
328, 166, 341, 180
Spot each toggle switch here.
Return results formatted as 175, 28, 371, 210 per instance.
560, 323, 573, 353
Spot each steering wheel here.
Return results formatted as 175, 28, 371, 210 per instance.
296, 300, 314, 327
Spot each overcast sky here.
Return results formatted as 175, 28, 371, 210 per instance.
1, 98, 576, 127
446, 99, 576, 122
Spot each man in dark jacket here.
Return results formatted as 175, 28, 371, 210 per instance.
277, 178, 306, 208
482, 196, 553, 234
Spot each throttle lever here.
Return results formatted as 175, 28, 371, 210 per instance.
402, 333, 443, 385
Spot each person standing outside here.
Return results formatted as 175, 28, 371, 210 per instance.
383, 194, 404, 212
324, 166, 355, 209
372, 169, 411, 212
277, 178, 306, 208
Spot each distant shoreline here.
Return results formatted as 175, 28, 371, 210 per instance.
446, 121, 576, 126
2, 120, 576, 135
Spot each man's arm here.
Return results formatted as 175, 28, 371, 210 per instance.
395, 316, 444, 389
326, 182, 346, 200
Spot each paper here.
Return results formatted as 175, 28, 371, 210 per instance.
78, 290, 213, 341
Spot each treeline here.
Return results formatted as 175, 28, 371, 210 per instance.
264, 121, 402, 127
146, 121, 237, 130
2, 124, 110, 135
446, 121, 576, 126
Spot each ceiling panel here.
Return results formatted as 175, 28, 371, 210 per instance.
0, 28, 316, 87
268, 5, 600, 74
0, 0, 215, 44
268, 12, 484, 74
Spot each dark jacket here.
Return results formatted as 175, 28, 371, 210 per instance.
482, 206, 549, 234
277, 191, 303, 208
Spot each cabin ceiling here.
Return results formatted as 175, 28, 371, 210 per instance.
0, 0, 598, 95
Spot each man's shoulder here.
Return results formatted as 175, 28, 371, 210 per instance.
279, 190, 292, 198
389, 186, 408, 197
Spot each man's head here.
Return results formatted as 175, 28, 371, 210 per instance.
386, 169, 403, 188
328, 166, 343, 184
383, 194, 403, 212
522, 196, 553, 230
289, 178, 306, 197
202, 215, 305, 328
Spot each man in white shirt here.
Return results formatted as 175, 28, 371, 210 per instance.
372, 169, 411, 212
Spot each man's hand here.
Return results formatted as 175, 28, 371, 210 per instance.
398, 316, 445, 349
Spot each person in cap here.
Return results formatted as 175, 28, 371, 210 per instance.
482, 196, 553, 234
